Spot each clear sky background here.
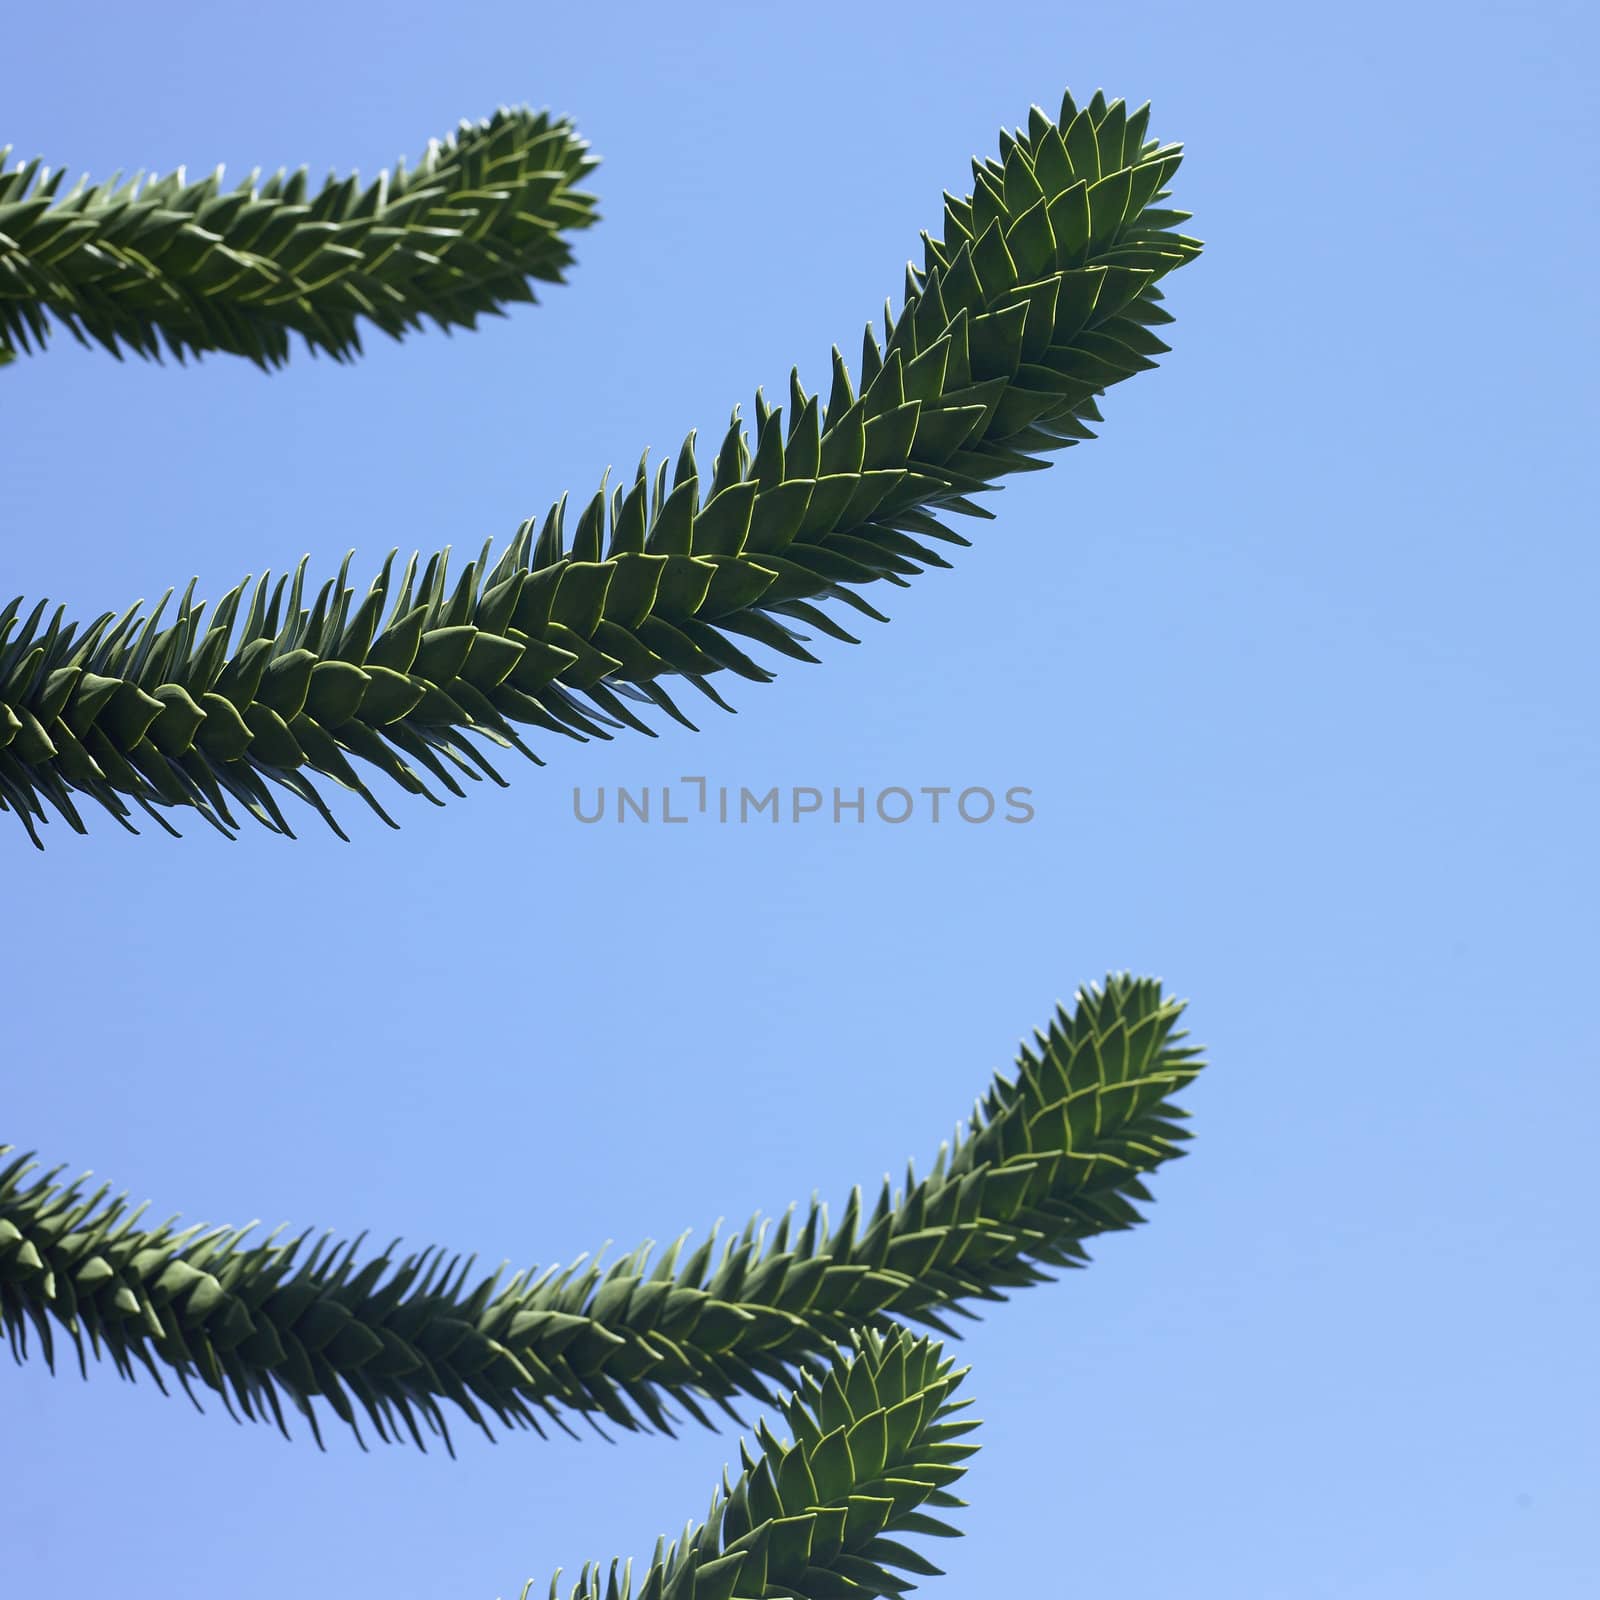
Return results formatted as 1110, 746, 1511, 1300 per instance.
3, 1, 1596, 1595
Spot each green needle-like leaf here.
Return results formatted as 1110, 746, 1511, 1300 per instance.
0, 974, 1201, 1454
0, 91, 1200, 847
0, 106, 598, 368
519, 1327, 973, 1600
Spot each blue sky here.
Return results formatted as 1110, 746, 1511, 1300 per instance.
4, 0, 1596, 1595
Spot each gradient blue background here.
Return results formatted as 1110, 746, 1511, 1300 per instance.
4, 1, 1595, 1595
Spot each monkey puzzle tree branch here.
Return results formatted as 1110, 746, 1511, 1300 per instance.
522, 1327, 974, 1600
0, 975, 1201, 1453
0, 107, 598, 367
0, 89, 1200, 848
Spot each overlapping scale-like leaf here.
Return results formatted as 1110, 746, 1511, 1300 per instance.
523, 1327, 972, 1600
0, 106, 598, 367
0, 88, 1201, 848
0, 974, 1201, 1453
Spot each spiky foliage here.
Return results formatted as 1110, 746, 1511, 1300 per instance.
521, 1328, 973, 1600
0, 107, 598, 367
0, 89, 1200, 848
0, 975, 1200, 1454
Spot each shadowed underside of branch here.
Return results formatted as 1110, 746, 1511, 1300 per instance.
0, 88, 1200, 847
0, 975, 1201, 1454
0, 107, 598, 368
521, 1329, 975, 1600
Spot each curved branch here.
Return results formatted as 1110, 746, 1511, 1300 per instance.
0, 107, 598, 367
0, 974, 1201, 1453
522, 1327, 973, 1600
0, 89, 1200, 847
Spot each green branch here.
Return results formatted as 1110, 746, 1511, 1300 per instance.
520, 1328, 973, 1600
0, 107, 598, 367
0, 975, 1201, 1454
0, 89, 1200, 848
